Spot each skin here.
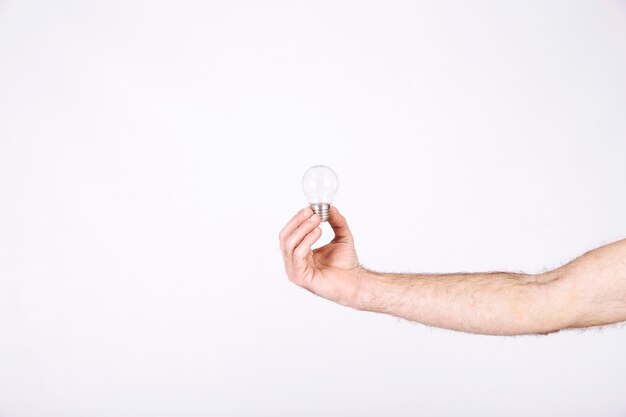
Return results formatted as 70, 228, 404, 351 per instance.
279, 206, 626, 336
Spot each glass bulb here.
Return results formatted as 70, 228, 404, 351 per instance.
301, 165, 339, 222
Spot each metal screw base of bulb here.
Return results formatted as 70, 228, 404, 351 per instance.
310, 203, 331, 222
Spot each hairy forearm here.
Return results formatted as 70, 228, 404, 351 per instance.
352, 269, 568, 335
351, 239, 626, 335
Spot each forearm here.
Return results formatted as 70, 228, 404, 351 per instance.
352, 268, 570, 335
351, 239, 626, 335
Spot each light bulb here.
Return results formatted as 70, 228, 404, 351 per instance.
301, 165, 339, 222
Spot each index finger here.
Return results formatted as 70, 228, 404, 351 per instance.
279, 206, 314, 244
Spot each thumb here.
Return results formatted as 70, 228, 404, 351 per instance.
328, 206, 354, 244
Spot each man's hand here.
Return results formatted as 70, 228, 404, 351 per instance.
279, 206, 362, 306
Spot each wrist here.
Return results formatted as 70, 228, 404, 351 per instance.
348, 267, 389, 312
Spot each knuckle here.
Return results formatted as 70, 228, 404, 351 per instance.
283, 240, 295, 254
294, 246, 307, 258
284, 236, 297, 252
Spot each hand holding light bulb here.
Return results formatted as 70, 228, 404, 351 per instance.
278, 166, 363, 306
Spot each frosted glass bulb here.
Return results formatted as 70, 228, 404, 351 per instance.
301, 165, 339, 222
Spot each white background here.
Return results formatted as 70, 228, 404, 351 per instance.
1, 0, 626, 416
